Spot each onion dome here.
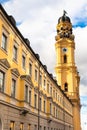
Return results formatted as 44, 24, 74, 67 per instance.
58, 10, 71, 23
55, 11, 74, 41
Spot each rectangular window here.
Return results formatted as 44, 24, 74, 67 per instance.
0, 71, 5, 92
1, 33, 7, 51
28, 124, 31, 130
56, 109, 57, 118
50, 103, 52, 114
40, 98, 42, 111
53, 90, 55, 98
34, 125, 37, 130
10, 121, 15, 130
40, 75, 42, 86
11, 79, 16, 98
53, 107, 55, 117
44, 126, 46, 130
44, 79, 46, 90
25, 85, 28, 102
22, 55, 25, 69
13, 45, 17, 61
20, 123, 24, 130
47, 83, 49, 93
34, 94, 37, 108
29, 63, 32, 76
43, 100, 46, 113
29, 90, 31, 105
56, 92, 57, 100
40, 126, 42, 130
35, 69, 38, 81
50, 86, 52, 95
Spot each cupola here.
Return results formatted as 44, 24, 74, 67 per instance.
55, 10, 74, 41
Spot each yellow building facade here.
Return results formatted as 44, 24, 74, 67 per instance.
0, 4, 80, 130
55, 12, 81, 130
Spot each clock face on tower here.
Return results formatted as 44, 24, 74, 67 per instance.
62, 48, 67, 52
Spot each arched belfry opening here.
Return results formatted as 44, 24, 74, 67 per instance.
64, 82, 68, 92
64, 54, 67, 63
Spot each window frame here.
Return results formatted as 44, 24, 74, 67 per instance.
29, 90, 31, 105
20, 123, 24, 130
35, 69, 38, 81
10, 121, 15, 130
34, 94, 37, 108
22, 55, 26, 69
13, 45, 18, 61
39, 97, 42, 111
40, 74, 42, 86
43, 100, 46, 113
1, 33, 7, 51
25, 85, 28, 102
1, 27, 9, 52
11, 78, 16, 98
0, 70, 5, 92
29, 63, 32, 76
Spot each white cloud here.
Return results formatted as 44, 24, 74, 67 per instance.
80, 84, 87, 96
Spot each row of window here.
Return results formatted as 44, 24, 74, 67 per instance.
0, 69, 70, 115
0, 68, 67, 108
0, 70, 71, 121
1, 31, 29, 70
24, 86, 72, 122
0, 70, 16, 97
1, 30, 68, 91
0, 73, 72, 124
10, 121, 63, 130
0, 29, 71, 114
1, 31, 68, 66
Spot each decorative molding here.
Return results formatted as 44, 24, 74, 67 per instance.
20, 75, 34, 88
11, 68, 20, 77
0, 58, 10, 69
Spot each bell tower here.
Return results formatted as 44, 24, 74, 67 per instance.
55, 11, 81, 130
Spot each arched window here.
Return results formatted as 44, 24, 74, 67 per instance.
64, 55, 67, 63
64, 82, 68, 92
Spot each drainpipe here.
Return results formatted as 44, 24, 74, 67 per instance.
38, 63, 41, 130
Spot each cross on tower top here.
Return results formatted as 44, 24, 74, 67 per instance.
63, 10, 67, 16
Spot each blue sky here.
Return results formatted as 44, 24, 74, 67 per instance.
1, 0, 87, 129
0, 0, 9, 4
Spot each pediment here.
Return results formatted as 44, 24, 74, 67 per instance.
20, 75, 30, 80
20, 75, 33, 88
11, 68, 20, 77
0, 58, 10, 69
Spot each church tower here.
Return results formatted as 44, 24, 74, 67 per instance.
55, 11, 81, 130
